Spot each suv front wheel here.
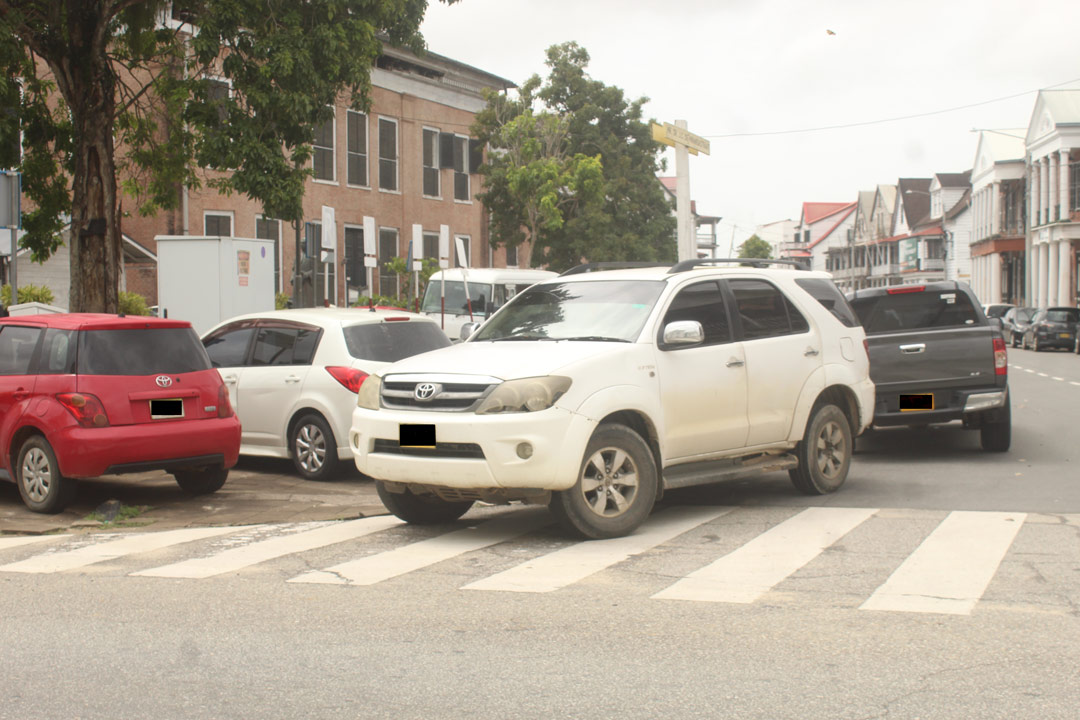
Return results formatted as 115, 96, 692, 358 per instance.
789, 403, 852, 495
16, 436, 77, 514
550, 423, 658, 540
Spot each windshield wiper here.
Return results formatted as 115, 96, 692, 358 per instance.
555, 336, 630, 343
488, 333, 552, 341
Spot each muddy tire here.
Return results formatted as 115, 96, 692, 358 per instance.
789, 403, 852, 495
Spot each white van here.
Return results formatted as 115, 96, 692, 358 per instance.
421, 268, 557, 340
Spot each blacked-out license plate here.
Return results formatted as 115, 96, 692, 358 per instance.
899, 394, 934, 411
399, 424, 436, 448
150, 398, 184, 418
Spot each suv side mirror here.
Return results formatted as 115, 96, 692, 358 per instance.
661, 320, 704, 348
460, 322, 480, 341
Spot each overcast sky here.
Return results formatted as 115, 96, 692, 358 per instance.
420, 0, 1080, 250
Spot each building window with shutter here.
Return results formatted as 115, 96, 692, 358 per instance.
344, 225, 366, 304
313, 110, 335, 182
256, 216, 281, 292
422, 128, 440, 197
206, 78, 230, 124
378, 227, 399, 296
378, 117, 398, 192
505, 244, 518, 267
453, 135, 470, 201
347, 111, 368, 187
423, 231, 440, 266
204, 212, 233, 237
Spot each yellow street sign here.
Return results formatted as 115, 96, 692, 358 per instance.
663, 122, 710, 155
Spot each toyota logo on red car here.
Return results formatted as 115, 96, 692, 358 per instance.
156, 375, 173, 388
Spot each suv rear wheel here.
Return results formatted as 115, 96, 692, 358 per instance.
291, 413, 340, 481
16, 436, 77, 514
173, 465, 228, 494
550, 423, 658, 539
789, 403, 852, 495
375, 482, 474, 524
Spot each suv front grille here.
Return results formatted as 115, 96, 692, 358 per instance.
381, 375, 498, 412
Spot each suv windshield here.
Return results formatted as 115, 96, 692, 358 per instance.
472, 280, 665, 342
77, 328, 211, 375
421, 281, 494, 317
343, 322, 451, 362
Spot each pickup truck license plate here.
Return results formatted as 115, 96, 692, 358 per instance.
399, 424, 436, 448
150, 398, 184, 419
899, 393, 934, 411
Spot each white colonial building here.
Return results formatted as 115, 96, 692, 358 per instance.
969, 130, 1027, 305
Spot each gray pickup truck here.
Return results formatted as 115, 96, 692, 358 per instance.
847, 281, 1010, 452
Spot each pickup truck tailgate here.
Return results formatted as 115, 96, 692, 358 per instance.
865, 326, 997, 390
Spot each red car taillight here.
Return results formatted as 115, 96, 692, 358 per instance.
217, 384, 234, 418
56, 393, 110, 428
325, 366, 369, 393
993, 336, 1008, 376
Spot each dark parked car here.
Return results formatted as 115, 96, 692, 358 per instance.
1001, 306, 1036, 348
982, 303, 1014, 320
847, 281, 1010, 452
1021, 307, 1080, 351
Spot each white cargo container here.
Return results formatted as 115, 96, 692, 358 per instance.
156, 235, 275, 335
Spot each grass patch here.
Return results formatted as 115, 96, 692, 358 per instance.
84, 503, 152, 526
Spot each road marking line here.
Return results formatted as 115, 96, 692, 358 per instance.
1024, 369, 1034, 373
463, 506, 731, 594
652, 507, 878, 604
0, 527, 239, 574
860, 510, 1025, 615
1071, 381, 1080, 387
131, 516, 402, 579
1037, 372, 1049, 377
0, 535, 67, 553
1052, 376, 1064, 381
289, 513, 551, 586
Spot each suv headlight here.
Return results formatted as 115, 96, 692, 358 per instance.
475, 376, 572, 415
357, 374, 382, 410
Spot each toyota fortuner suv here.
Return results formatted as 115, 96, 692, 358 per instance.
350, 260, 875, 539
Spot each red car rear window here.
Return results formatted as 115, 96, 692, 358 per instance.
77, 328, 211, 375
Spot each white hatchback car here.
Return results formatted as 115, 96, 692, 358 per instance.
202, 307, 450, 480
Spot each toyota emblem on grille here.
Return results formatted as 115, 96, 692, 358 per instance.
155, 375, 173, 388
414, 382, 441, 401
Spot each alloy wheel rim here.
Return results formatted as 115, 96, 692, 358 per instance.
814, 421, 846, 480
579, 446, 639, 518
296, 424, 326, 473
21, 448, 52, 503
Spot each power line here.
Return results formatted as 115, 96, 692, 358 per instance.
702, 77, 1080, 139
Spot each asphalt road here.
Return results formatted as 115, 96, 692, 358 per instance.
1, 346, 1078, 719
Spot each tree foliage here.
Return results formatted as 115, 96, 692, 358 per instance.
0, 0, 449, 312
737, 234, 773, 259
474, 42, 676, 272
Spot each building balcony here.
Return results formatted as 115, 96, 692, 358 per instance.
778, 241, 808, 253
920, 258, 945, 271
870, 263, 899, 277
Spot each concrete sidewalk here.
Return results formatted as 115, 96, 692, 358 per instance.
0, 457, 387, 535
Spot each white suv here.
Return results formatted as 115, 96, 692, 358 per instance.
350, 260, 875, 538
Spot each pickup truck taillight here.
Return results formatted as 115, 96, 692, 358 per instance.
993, 337, 1007, 376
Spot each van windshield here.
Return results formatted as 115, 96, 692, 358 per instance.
421, 281, 494, 317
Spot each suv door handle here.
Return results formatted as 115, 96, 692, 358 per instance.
899, 343, 925, 354
726, 358, 745, 368
804, 347, 820, 357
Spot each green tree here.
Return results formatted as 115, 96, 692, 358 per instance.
0, 0, 451, 313
474, 42, 676, 272
737, 234, 773, 259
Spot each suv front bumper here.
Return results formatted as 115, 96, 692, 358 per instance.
350, 405, 595, 492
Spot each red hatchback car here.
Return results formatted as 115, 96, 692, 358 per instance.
0, 314, 241, 513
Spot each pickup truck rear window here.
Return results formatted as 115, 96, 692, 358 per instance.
849, 290, 980, 334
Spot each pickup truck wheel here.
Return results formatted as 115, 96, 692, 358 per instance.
375, 482, 473, 524
789, 403, 851, 495
174, 465, 229, 495
16, 436, 77, 514
550, 424, 657, 540
979, 397, 1011, 452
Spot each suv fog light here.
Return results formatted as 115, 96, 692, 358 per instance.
516, 442, 534, 459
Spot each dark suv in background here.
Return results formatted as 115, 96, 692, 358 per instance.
0, 314, 241, 513
1021, 307, 1079, 352
847, 282, 1010, 452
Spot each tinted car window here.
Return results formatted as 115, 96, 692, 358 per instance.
1046, 309, 1080, 323
795, 278, 859, 328
293, 328, 320, 364
849, 290, 979, 334
78, 328, 211, 375
0, 325, 43, 375
37, 328, 77, 375
251, 327, 316, 366
343, 322, 451, 362
662, 281, 731, 346
729, 279, 807, 340
204, 325, 255, 367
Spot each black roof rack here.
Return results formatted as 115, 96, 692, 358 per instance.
667, 258, 809, 273
560, 261, 674, 276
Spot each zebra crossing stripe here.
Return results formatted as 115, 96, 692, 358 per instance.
289, 512, 552, 586
461, 506, 731, 594
0, 535, 67, 553
860, 510, 1025, 615
0, 527, 241, 574
652, 506, 878, 603
131, 515, 402, 579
